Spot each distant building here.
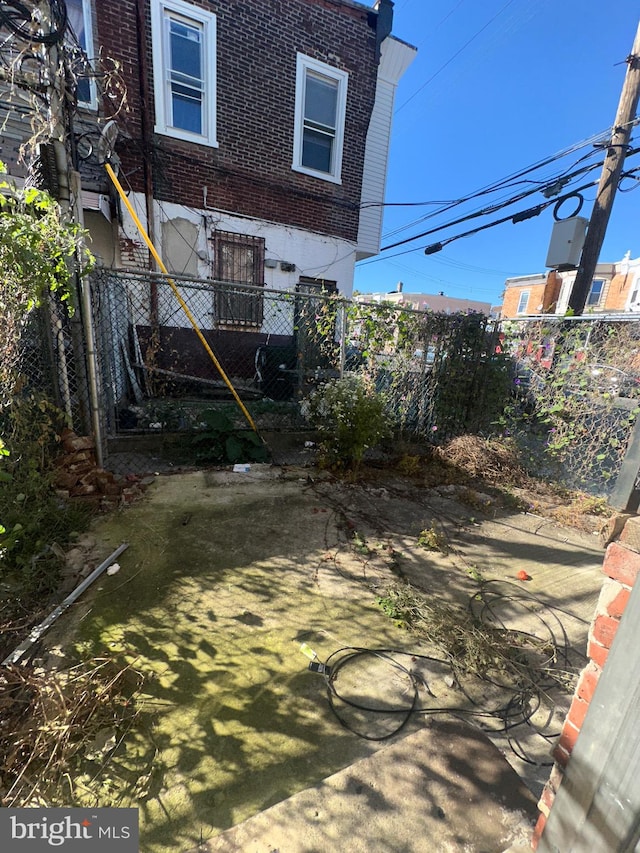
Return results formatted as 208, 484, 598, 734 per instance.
355, 284, 491, 315
501, 254, 640, 318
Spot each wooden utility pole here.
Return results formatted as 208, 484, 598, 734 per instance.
568, 21, 640, 315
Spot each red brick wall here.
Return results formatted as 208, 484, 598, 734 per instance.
532, 516, 640, 849
603, 271, 634, 311
500, 281, 547, 319
95, 0, 378, 242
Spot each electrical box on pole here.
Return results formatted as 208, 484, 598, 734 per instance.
546, 216, 588, 269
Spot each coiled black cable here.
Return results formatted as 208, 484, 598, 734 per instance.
0, 0, 67, 45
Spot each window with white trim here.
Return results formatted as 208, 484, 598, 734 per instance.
587, 279, 605, 308
293, 54, 348, 183
66, 0, 96, 108
151, 0, 217, 146
516, 290, 530, 314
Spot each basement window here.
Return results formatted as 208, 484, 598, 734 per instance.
210, 231, 265, 328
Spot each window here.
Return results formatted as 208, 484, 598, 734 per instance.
151, 0, 217, 146
66, 0, 96, 107
211, 231, 265, 327
293, 54, 348, 183
587, 279, 605, 308
516, 291, 530, 314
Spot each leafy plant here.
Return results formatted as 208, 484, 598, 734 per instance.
0, 161, 94, 597
417, 523, 448, 553
301, 374, 392, 470
190, 409, 269, 463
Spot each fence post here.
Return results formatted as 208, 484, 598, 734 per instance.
338, 301, 347, 379
610, 411, 640, 512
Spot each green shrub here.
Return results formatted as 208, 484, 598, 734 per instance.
301, 374, 392, 469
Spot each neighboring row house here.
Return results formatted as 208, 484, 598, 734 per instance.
356, 285, 492, 316
500, 253, 640, 318
0, 0, 416, 415
2, 0, 415, 296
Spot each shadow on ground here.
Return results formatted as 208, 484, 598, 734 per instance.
44, 461, 605, 852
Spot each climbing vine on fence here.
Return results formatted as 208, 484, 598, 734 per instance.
0, 162, 94, 594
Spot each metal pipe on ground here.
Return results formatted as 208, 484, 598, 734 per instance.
2, 543, 129, 666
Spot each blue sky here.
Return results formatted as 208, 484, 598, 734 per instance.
354, 0, 640, 307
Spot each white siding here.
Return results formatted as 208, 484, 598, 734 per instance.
357, 37, 416, 259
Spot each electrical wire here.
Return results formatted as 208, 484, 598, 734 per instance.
395, 0, 520, 115
381, 149, 629, 253
316, 578, 582, 766
0, 0, 67, 46
379, 125, 633, 243
358, 161, 640, 268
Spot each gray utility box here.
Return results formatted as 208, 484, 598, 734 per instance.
546, 216, 588, 268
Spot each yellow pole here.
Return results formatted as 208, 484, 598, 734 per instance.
105, 163, 258, 434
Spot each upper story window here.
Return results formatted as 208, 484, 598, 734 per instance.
293, 54, 348, 184
151, 0, 217, 147
516, 290, 530, 314
587, 279, 605, 308
66, 0, 96, 108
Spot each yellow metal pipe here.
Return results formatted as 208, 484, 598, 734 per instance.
105, 163, 259, 434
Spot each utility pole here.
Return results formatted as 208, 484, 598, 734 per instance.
568, 20, 640, 315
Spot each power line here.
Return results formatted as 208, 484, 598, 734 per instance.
358, 165, 640, 268
395, 0, 519, 115
380, 126, 620, 242
381, 155, 609, 252
380, 133, 609, 242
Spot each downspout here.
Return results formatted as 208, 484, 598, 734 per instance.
135, 0, 159, 324
374, 0, 394, 61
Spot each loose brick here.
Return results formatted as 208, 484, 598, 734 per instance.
606, 585, 631, 619
532, 812, 547, 850
557, 720, 580, 756
552, 742, 571, 767
602, 542, 640, 586
567, 695, 590, 729
599, 513, 633, 547
620, 515, 640, 554
548, 762, 564, 794
537, 783, 555, 818
576, 662, 601, 703
591, 613, 620, 650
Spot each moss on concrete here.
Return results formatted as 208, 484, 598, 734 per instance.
67, 470, 404, 852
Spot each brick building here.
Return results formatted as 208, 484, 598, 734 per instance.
1, 0, 415, 299
500, 254, 640, 319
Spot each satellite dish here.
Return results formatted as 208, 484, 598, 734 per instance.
96, 120, 119, 165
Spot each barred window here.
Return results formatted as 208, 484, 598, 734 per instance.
211, 231, 265, 327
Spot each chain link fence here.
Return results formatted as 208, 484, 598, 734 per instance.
500, 316, 640, 498
1, 291, 90, 441
11, 265, 640, 501
88, 269, 509, 468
